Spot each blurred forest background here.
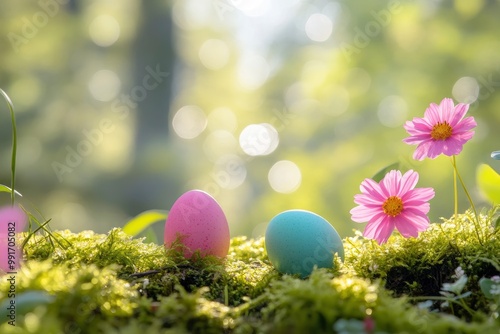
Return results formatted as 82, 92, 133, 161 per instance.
1, 0, 499, 240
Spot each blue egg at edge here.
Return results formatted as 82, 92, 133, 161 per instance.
265, 210, 344, 278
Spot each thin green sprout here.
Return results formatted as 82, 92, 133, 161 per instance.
0, 88, 18, 206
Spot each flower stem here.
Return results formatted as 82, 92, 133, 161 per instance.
451, 155, 482, 245
452, 157, 458, 221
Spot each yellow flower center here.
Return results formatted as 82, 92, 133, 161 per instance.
383, 196, 404, 217
431, 122, 453, 140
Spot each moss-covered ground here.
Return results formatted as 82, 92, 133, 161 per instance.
1, 208, 499, 333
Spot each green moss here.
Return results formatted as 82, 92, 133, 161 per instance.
0, 209, 498, 333
0, 261, 138, 333
343, 208, 500, 320
23, 229, 172, 276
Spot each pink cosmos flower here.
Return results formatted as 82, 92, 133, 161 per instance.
0, 206, 27, 274
350, 170, 435, 245
403, 98, 477, 160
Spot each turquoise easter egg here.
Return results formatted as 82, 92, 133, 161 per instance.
265, 210, 344, 277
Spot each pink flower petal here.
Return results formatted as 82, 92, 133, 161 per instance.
423, 103, 440, 124
439, 98, 455, 123
403, 187, 435, 204
350, 205, 380, 223
454, 117, 477, 133
353, 193, 383, 206
403, 98, 476, 160
453, 131, 475, 142
449, 103, 469, 126
364, 215, 395, 245
398, 170, 418, 197
351, 169, 434, 245
394, 210, 430, 237
360, 178, 386, 201
413, 141, 434, 160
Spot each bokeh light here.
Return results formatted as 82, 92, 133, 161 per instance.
9, 76, 41, 109
452, 76, 480, 104
377, 95, 409, 128
305, 13, 333, 42
172, 105, 207, 139
231, 0, 271, 17
199, 39, 230, 70
89, 15, 121, 47
268, 160, 302, 193
239, 123, 279, 156
2, 0, 499, 241
213, 154, 247, 189
325, 86, 350, 116
88, 70, 121, 102
237, 53, 270, 89
346, 68, 371, 94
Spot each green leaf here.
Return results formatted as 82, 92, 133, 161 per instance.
0, 184, 22, 197
479, 278, 495, 299
123, 210, 168, 237
372, 162, 400, 182
476, 164, 500, 204
0, 291, 54, 318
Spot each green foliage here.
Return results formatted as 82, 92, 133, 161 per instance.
0, 262, 138, 333
123, 210, 169, 237
371, 162, 400, 182
21, 229, 276, 305
344, 207, 500, 320
2, 210, 499, 333
476, 164, 500, 204
258, 271, 377, 333
0, 185, 22, 197
22, 229, 171, 276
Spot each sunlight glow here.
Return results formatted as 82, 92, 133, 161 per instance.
231, 0, 271, 17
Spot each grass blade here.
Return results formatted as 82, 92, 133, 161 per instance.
0, 89, 18, 205
0, 184, 22, 197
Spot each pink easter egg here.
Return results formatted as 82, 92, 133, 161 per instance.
164, 190, 230, 258
0, 206, 27, 273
